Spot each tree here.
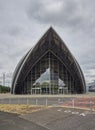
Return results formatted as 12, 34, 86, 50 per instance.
0, 85, 10, 93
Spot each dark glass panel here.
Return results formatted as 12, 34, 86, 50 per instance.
23, 51, 75, 94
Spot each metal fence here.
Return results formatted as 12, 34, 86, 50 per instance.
0, 96, 95, 111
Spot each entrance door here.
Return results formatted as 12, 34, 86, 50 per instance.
41, 87, 49, 94
31, 88, 41, 94
59, 89, 64, 94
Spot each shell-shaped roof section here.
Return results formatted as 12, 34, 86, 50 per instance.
11, 27, 52, 92
11, 27, 86, 94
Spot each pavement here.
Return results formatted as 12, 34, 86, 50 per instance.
1, 107, 95, 130
0, 93, 95, 130
21, 107, 95, 130
0, 93, 95, 99
0, 111, 49, 130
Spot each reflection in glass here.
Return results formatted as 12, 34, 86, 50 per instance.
23, 52, 74, 94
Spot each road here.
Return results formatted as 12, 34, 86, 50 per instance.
21, 107, 95, 130
1, 105, 95, 130
0, 111, 49, 130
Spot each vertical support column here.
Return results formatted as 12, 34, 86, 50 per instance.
68, 74, 71, 94
69, 75, 71, 94
62, 64, 64, 94
57, 60, 59, 94
31, 71, 32, 95
35, 65, 37, 94
45, 57, 47, 94
63, 65, 66, 94
65, 69, 69, 94
49, 52, 51, 94
67, 74, 69, 93
71, 78, 74, 94
23, 81, 25, 94
67, 71, 69, 94
39, 60, 41, 94
26, 77, 28, 94
73, 80, 76, 94
34, 67, 36, 95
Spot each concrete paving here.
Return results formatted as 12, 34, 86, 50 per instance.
1, 107, 95, 130
21, 107, 95, 130
0, 111, 49, 130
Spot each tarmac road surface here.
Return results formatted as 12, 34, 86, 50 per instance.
0, 111, 49, 130
21, 107, 95, 130
1, 107, 95, 130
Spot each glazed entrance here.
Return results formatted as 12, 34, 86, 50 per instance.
23, 51, 75, 94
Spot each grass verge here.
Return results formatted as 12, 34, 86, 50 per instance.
0, 104, 47, 115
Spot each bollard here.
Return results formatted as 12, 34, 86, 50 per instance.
90, 100, 93, 111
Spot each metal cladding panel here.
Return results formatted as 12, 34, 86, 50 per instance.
11, 27, 86, 94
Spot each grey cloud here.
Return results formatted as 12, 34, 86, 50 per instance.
27, 0, 93, 30
10, 27, 23, 36
5, 26, 24, 37
0, 0, 95, 84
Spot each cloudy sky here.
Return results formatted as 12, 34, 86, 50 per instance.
0, 0, 95, 86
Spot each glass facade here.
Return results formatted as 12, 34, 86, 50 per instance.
23, 52, 75, 94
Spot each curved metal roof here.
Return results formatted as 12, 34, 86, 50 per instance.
11, 27, 86, 94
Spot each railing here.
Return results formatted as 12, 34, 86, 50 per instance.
0, 96, 95, 112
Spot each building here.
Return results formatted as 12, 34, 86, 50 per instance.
89, 85, 95, 92
11, 27, 86, 94
87, 81, 95, 92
